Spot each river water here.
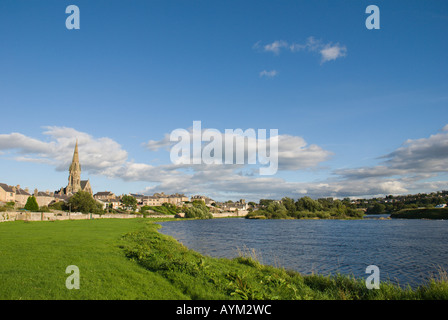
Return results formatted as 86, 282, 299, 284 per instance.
159, 217, 448, 288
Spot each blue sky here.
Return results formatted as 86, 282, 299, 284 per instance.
1, 0, 448, 201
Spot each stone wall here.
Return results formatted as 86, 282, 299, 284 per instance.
0, 211, 160, 222
0, 211, 240, 222
212, 210, 248, 218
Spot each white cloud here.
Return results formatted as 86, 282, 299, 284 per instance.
336, 125, 448, 180
259, 70, 278, 78
257, 37, 347, 64
263, 40, 288, 54
2, 125, 447, 201
276, 135, 333, 171
145, 133, 172, 151
320, 44, 347, 63
144, 128, 331, 172
0, 127, 128, 173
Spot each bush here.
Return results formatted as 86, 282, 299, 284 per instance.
48, 201, 68, 211
141, 204, 180, 215
291, 211, 316, 219
68, 191, 103, 214
24, 196, 39, 211
366, 203, 386, 215
38, 206, 51, 213
183, 202, 212, 219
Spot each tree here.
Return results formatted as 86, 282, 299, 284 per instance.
281, 197, 296, 215
266, 202, 288, 218
24, 196, 39, 211
259, 199, 274, 207
296, 196, 322, 213
121, 195, 138, 211
68, 191, 102, 214
49, 201, 67, 211
366, 203, 386, 215
183, 201, 212, 219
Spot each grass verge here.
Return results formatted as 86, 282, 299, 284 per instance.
121, 222, 448, 300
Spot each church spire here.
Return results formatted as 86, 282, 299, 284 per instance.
69, 139, 81, 172
67, 139, 81, 194
72, 139, 79, 162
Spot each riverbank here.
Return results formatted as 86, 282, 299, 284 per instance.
390, 208, 448, 220
122, 221, 448, 299
0, 218, 447, 299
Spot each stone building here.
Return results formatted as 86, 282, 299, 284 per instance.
34, 190, 55, 207
57, 140, 93, 196
13, 186, 31, 207
94, 191, 116, 201
0, 183, 15, 203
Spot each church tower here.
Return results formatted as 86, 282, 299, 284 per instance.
66, 140, 82, 194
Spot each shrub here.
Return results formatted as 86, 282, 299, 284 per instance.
38, 206, 51, 213
183, 202, 212, 219
68, 191, 103, 214
24, 196, 39, 211
48, 201, 68, 211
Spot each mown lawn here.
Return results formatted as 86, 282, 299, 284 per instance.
1, 218, 447, 300
0, 218, 187, 299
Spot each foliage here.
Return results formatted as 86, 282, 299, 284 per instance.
0, 202, 15, 212
141, 203, 180, 215
246, 196, 364, 220
366, 203, 386, 214
121, 195, 138, 211
183, 201, 212, 219
48, 201, 68, 211
259, 199, 275, 207
296, 196, 323, 212
37, 206, 51, 213
68, 191, 103, 214
390, 208, 448, 220
24, 196, 39, 211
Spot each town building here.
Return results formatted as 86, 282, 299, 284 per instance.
34, 190, 55, 207
13, 186, 31, 207
0, 183, 16, 203
94, 191, 116, 201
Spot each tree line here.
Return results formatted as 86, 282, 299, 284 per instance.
246, 196, 364, 219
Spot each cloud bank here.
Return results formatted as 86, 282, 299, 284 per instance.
1, 124, 447, 201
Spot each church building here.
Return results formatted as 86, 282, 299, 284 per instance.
57, 140, 93, 196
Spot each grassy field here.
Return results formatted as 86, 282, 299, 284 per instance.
0, 218, 187, 299
1, 218, 447, 300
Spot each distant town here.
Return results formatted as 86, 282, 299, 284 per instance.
1, 142, 447, 215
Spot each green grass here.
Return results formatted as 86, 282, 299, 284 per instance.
0, 219, 187, 299
1, 218, 447, 300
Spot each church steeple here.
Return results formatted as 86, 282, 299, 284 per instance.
67, 139, 82, 194
69, 139, 81, 172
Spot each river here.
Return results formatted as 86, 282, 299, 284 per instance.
159, 217, 448, 288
